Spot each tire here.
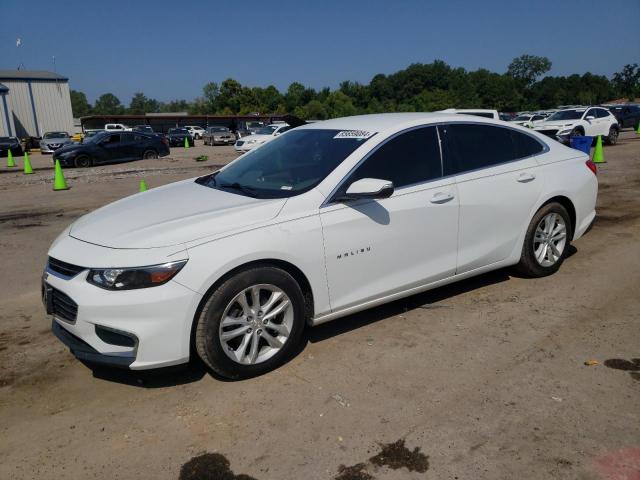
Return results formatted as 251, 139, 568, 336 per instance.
143, 149, 158, 159
570, 127, 584, 137
516, 202, 572, 278
73, 155, 93, 168
195, 266, 306, 379
605, 126, 619, 145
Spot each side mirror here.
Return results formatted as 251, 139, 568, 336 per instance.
337, 178, 394, 201
585, 115, 595, 121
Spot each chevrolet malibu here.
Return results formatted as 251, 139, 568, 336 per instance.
44, 113, 598, 379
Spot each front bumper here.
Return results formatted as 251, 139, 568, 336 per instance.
44, 258, 202, 370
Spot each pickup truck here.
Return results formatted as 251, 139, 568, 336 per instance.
104, 123, 132, 132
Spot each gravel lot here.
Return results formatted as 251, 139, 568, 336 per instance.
0, 134, 638, 480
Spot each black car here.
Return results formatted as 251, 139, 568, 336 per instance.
0, 136, 23, 157
53, 131, 170, 167
605, 104, 640, 130
166, 128, 195, 147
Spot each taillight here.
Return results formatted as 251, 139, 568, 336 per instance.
586, 160, 597, 175
161, 137, 169, 146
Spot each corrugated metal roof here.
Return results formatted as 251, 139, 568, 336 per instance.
0, 70, 68, 81
0, 83, 8, 92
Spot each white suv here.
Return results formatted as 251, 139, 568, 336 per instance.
533, 107, 619, 145
185, 126, 205, 139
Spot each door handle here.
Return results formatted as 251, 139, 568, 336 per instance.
430, 192, 455, 204
517, 172, 536, 183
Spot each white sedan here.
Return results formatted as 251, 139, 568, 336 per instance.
234, 124, 292, 152
44, 113, 597, 378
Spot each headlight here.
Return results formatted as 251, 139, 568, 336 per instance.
87, 260, 187, 290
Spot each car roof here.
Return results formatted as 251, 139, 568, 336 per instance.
298, 112, 489, 132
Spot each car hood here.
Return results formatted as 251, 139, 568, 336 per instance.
241, 134, 272, 142
534, 120, 578, 129
69, 178, 287, 249
54, 143, 86, 154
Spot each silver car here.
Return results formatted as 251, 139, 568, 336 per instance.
40, 131, 73, 154
202, 126, 236, 146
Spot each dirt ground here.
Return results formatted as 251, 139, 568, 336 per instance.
0, 134, 638, 480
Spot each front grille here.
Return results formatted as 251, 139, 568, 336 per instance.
51, 287, 78, 322
48, 257, 86, 278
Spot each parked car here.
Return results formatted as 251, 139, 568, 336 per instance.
52, 131, 169, 167
40, 131, 73, 154
203, 126, 236, 146
132, 125, 155, 134
510, 113, 548, 128
185, 126, 206, 139
234, 124, 292, 152
104, 123, 132, 132
604, 104, 640, 130
0, 136, 23, 157
166, 128, 195, 147
45, 113, 597, 378
532, 107, 619, 144
439, 108, 500, 120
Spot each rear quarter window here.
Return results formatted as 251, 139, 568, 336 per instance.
441, 123, 543, 175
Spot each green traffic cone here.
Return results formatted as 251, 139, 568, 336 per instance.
592, 135, 605, 164
7, 149, 15, 167
139, 179, 148, 192
184, 137, 189, 149
23, 151, 33, 174
53, 159, 69, 190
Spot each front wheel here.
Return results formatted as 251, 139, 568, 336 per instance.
195, 266, 306, 379
605, 127, 619, 145
143, 149, 158, 159
74, 155, 93, 168
516, 202, 572, 277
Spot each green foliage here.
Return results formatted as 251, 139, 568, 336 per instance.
73, 57, 637, 120
507, 54, 552, 87
70, 90, 91, 117
612, 64, 640, 101
93, 93, 124, 115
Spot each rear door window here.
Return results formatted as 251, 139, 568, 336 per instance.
441, 123, 520, 175
345, 126, 442, 189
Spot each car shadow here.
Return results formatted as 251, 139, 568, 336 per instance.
86, 360, 207, 388
306, 268, 511, 344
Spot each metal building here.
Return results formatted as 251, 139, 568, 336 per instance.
0, 70, 74, 138
0, 83, 16, 137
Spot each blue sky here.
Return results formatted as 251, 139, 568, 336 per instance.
1, 0, 638, 103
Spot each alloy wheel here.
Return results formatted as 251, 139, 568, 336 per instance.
533, 212, 567, 267
219, 284, 293, 365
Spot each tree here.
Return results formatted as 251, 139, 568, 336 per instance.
70, 90, 91, 117
202, 82, 220, 112
612, 64, 640, 101
128, 92, 159, 115
218, 78, 243, 113
93, 93, 124, 115
507, 54, 552, 87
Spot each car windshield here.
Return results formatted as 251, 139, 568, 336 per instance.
513, 115, 531, 121
44, 132, 69, 139
254, 127, 277, 135
210, 127, 227, 132
84, 132, 108, 143
196, 129, 373, 199
0, 137, 16, 142
169, 128, 188, 134
546, 110, 584, 121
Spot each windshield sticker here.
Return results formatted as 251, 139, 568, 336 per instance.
280, 185, 293, 190
334, 130, 375, 139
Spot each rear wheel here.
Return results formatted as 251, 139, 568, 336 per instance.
74, 155, 93, 168
143, 149, 158, 159
605, 126, 619, 145
195, 266, 306, 379
516, 202, 572, 277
